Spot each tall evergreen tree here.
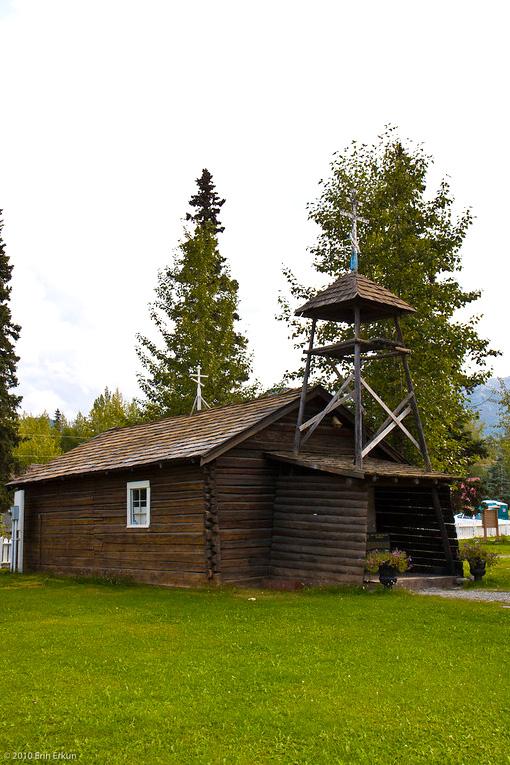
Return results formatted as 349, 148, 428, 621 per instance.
483, 453, 510, 504
186, 168, 225, 233
494, 379, 510, 466
0, 210, 21, 509
53, 408, 63, 431
279, 128, 497, 471
137, 171, 251, 417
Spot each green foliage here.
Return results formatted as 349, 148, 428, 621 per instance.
59, 388, 142, 453
0, 211, 21, 510
279, 128, 498, 471
59, 411, 91, 453
15, 413, 63, 470
87, 387, 141, 434
1, 577, 509, 763
15, 389, 143, 465
452, 415, 489, 466
459, 538, 499, 566
461, 539, 510, 590
476, 380, 510, 502
365, 548, 411, 573
493, 378, 510, 466
481, 452, 510, 504
0, 512, 10, 537
137, 171, 252, 418
186, 168, 225, 234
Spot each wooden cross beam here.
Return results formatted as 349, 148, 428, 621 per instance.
362, 404, 413, 458
299, 374, 354, 434
360, 378, 420, 452
370, 392, 414, 442
301, 390, 354, 446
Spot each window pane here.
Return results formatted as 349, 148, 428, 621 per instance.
129, 484, 149, 526
132, 510, 147, 524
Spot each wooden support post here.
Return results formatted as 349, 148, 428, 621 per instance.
394, 317, 432, 471
354, 307, 363, 470
431, 487, 455, 575
294, 319, 317, 454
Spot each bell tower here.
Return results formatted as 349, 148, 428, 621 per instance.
293, 191, 431, 472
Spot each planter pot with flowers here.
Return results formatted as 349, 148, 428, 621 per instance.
365, 549, 411, 589
459, 539, 498, 582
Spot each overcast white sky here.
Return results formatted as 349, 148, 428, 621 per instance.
0, 0, 508, 417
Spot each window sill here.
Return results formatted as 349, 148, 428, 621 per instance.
126, 524, 150, 529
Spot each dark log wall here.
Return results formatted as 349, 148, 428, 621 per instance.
213, 405, 365, 585
271, 468, 368, 584
253, 406, 360, 455
23, 463, 208, 587
374, 485, 459, 574
213, 451, 277, 585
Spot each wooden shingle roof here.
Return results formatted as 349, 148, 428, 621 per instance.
9, 388, 311, 486
267, 451, 455, 482
295, 272, 416, 323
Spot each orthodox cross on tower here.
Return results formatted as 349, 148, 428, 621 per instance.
338, 189, 369, 271
190, 365, 210, 414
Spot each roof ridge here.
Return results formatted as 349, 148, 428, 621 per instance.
88, 387, 303, 440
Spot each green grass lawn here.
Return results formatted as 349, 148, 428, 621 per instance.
462, 538, 510, 589
1, 574, 509, 764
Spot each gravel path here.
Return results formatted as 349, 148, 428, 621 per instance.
419, 588, 510, 604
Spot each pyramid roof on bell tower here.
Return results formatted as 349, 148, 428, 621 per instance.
295, 271, 416, 323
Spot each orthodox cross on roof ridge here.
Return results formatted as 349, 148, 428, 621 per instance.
338, 189, 368, 272
190, 364, 210, 413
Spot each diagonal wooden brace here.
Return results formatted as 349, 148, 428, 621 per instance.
299, 374, 354, 432
301, 390, 354, 446
362, 405, 413, 458
360, 379, 420, 452
370, 392, 414, 441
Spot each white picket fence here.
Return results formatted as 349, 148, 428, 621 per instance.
1, 536, 11, 567
455, 518, 510, 539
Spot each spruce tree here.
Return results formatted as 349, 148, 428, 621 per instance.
279, 128, 497, 472
0, 210, 21, 509
137, 171, 251, 417
483, 453, 510, 504
186, 168, 225, 233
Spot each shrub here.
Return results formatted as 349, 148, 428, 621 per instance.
451, 478, 482, 516
365, 549, 411, 574
459, 539, 499, 567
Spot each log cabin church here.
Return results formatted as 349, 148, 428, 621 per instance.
7, 385, 459, 587
7, 246, 461, 587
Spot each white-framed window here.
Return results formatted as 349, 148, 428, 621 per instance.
127, 480, 150, 528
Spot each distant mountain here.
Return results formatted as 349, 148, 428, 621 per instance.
468, 376, 510, 434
